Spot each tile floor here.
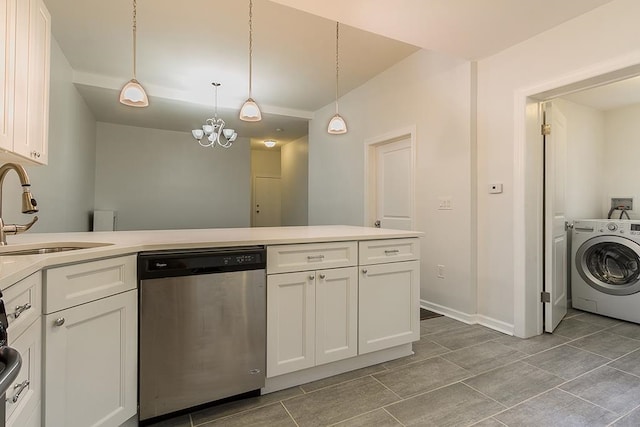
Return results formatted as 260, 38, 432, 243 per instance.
147, 309, 640, 426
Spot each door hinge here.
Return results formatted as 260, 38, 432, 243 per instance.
541, 292, 551, 303
541, 124, 551, 136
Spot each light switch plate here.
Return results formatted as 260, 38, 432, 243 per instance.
438, 197, 453, 210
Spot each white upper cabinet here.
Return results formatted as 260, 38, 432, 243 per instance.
0, 0, 50, 164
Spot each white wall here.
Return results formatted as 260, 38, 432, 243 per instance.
555, 99, 605, 221
2, 39, 97, 233
603, 103, 640, 219
94, 123, 250, 230
308, 49, 476, 318
477, 0, 640, 334
281, 136, 308, 226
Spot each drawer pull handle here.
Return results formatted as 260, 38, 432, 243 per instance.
385, 249, 400, 255
13, 302, 32, 319
362, 269, 368, 275
319, 274, 326, 279
54, 317, 66, 327
307, 255, 325, 261
8, 380, 30, 404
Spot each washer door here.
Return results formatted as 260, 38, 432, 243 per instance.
576, 235, 640, 295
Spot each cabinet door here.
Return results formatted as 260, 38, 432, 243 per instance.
267, 271, 315, 377
43, 290, 137, 427
359, 260, 420, 354
0, 0, 16, 151
315, 267, 358, 365
12, 0, 49, 164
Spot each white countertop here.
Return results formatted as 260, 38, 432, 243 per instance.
0, 225, 422, 289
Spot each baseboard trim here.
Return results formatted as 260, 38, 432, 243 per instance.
420, 300, 515, 336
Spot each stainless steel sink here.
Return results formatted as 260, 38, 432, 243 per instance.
0, 242, 113, 256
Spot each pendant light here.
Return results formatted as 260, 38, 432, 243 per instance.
239, 0, 262, 121
328, 22, 347, 134
119, 0, 148, 107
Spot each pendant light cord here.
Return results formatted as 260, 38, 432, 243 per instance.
248, 0, 254, 98
335, 22, 340, 114
132, 0, 137, 79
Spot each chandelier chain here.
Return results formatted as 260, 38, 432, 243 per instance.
335, 22, 340, 113
248, 0, 254, 97
132, 0, 137, 79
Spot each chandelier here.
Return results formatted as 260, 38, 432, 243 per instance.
191, 83, 238, 148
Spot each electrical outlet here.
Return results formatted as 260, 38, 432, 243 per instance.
438, 197, 452, 210
437, 264, 445, 279
611, 197, 633, 211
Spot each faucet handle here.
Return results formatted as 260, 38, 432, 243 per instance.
2, 216, 38, 235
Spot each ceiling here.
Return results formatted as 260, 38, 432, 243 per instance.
561, 76, 640, 111
43, 0, 616, 149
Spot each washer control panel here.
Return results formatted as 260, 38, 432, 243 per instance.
573, 220, 640, 236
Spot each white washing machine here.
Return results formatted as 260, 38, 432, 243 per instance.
572, 219, 640, 324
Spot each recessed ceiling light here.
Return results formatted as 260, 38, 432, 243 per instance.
275, 128, 283, 132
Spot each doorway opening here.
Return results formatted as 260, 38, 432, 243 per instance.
518, 63, 640, 338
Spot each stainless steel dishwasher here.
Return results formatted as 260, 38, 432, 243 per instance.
138, 246, 266, 422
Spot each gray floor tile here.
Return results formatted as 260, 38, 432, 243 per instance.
493, 332, 569, 355
374, 356, 470, 398
565, 308, 584, 319
572, 312, 623, 328
428, 325, 503, 350
190, 387, 303, 425
612, 406, 640, 426
282, 376, 399, 427
553, 318, 605, 339
300, 363, 387, 393
524, 344, 609, 380
199, 403, 296, 426
420, 316, 469, 336
463, 361, 564, 407
494, 388, 617, 427
609, 349, 640, 377
441, 341, 526, 374
609, 322, 640, 341
382, 338, 450, 369
330, 409, 401, 427
471, 418, 507, 426
569, 331, 640, 359
147, 414, 192, 427
385, 382, 505, 426
560, 366, 640, 414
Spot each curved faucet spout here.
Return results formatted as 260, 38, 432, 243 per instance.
0, 163, 39, 245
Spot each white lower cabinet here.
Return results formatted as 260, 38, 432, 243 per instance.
42, 255, 137, 427
267, 266, 358, 377
358, 260, 420, 354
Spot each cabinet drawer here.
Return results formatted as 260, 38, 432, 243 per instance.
359, 238, 420, 265
5, 318, 41, 427
44, 255, 136, 313
267, 242, 357, 274
3, 272, 41, 339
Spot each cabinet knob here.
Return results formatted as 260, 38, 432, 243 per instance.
362, 269, 368, 275
309, 275, 315, 281
319, 274, 326, 279
54, 317, 65, 327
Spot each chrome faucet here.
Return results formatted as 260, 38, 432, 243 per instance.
0, 163, 39, 245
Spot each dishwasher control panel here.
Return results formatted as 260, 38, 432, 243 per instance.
138, 246, 266, 279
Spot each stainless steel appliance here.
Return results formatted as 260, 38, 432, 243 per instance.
0, 292, 22, 427
138, 246, 266, 422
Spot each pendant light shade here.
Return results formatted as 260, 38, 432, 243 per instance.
240, 0, 262, 121
328, 22, 347, 134
120, 0, 148, 108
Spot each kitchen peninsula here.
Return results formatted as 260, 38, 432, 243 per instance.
0, 225, 421, 427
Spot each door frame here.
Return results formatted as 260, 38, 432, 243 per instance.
514, 58, 640, 338
251, 174, 281, 227
363, 126, 417, 229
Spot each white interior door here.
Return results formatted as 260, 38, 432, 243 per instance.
544, 101, 568, 333
374, 138, 413, 230
253, 176, 281, 227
